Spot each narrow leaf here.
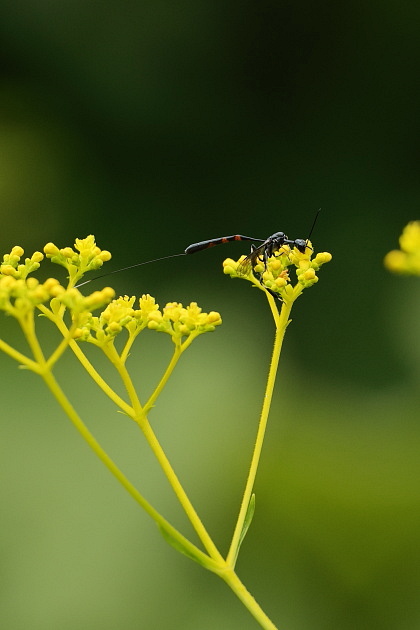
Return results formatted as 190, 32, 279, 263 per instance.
157, 525, 213, 570
234, 493, 256, 563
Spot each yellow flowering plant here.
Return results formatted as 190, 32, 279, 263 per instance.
0, 234, 331, 630
384, 221, 420, 276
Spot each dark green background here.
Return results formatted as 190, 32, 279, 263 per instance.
1, 2, 420, 629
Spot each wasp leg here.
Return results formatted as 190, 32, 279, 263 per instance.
255, 271, 283, 302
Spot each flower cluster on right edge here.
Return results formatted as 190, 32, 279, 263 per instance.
384, 221, 420, 276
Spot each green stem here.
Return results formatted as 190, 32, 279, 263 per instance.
46, 321, 79, 369
0, 336, 39, 371
120, 328, 143, 364
143, 344, 182, 415
146, 333, 200, 409
222, 569, 278, 630
109, 347, 224, 563
20, 310, 47, 366
138, 415, 224, 561
227, 295, 293, 566
67, 338, 135, 417
38, 306, 134, 418
102, 342, 144, 412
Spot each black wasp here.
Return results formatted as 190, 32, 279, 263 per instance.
75, 210, 320, 288
184, 209, 320, 276
185, 231, 310, 277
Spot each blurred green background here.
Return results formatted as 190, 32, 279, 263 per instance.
1, 2, 420, 629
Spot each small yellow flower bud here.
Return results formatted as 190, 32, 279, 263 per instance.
223, 258, 240, 275
274, 277, 287, 288
32, 286, 47, 301
44, 243, 59, 256
11, 246, 24, 257
303, 268, 316, 281
26, 277, 39, 290
314, 252, 332, 264
0, 265, 16, 276
270, 258, 282, 271
98, 250, 112, 262
43, 278, 58, 290
253, 262, 265, 274
31, 251, 44, 263
207, 311, 221, 324
384, 250, 407, 272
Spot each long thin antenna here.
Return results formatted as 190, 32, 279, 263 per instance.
306, 208, 321, 243
75, 252, 186, 288
75, 214, 321, 289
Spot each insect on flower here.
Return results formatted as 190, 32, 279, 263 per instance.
76, 210, 321, 288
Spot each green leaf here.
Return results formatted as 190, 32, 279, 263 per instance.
234, 494, 256, 564
157, 525, 215, 571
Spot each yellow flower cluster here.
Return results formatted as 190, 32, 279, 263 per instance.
0, 237, 222, 357
0, 276, 65, 316
147, 300, 222, 338
75, 294, 222, 345
223, 242, 332, 301
56, 287, 115, 316
0, 242, 115, 322
384, 221, 420, 275
44, 235, 111, 284
1, 246, 44, 280
75, 294, 146, 342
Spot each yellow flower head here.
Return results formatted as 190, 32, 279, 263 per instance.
44, 235, 111, 285
223, 239, 332, 303
75, 292, 221, 346
1, 246, 44, 280
0, 275, 66, 316
384, 221, 420, 275
97, 295, 140, 337
0, 240, 115, 323
148, 300, 222, 341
